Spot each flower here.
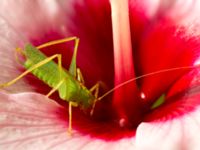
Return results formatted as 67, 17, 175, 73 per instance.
1, 0, 200, 149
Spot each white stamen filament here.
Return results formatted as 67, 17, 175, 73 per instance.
110, 0, 135, 84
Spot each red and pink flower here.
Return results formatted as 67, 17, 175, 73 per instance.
1, 0, 200, 149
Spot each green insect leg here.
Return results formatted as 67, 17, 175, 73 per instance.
46, 79, 65, 97
89, 83, 100, 116
76, 68, 85, 85
68, 101, 78, 135
36, 36, 80, 78
36, 37, 78, 49
66, 68, 84, 135
69, 38, 80, 77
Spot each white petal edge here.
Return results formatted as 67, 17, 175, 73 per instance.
135, 107, 200, 150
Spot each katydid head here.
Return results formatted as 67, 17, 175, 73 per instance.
15, 47, 26, 65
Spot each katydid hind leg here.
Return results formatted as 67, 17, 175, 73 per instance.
68, 101, 78, 135
68, 102, 73, 135
46, 79, 65, 98
0, 54, 62, 88
69, 38, 80, 77
36, 37, 78, 50
36, 36, 80, 77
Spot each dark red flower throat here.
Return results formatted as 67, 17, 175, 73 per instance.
26, 0, 200, 140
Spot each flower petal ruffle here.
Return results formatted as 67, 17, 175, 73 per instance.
0, 16, 33, 92
0, 92, 68, 150
2, 90, 200, 150
136, 107, 200, 150
0, 92, 136, 150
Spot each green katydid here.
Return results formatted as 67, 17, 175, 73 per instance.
0, 36, 198, 134
0, 37, 101, 134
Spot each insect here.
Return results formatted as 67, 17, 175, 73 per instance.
0, 37, 101, 134
0, 36, 197, 134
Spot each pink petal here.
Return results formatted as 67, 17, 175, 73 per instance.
0, 92, 66, 149
0, 92, 136, 150
0, 0, 67, 41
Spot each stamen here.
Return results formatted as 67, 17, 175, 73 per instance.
110, 0, 139, 127
110, 0, 135, 83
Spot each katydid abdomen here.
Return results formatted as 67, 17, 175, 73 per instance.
23, 44, 94, 109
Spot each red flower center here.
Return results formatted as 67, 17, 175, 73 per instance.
23, 0, 200, 141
